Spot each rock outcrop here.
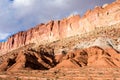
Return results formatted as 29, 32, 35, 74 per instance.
1, 0, 120, 55
1, 46, 120, 71
54, 46, 120, 69
0, 46, 56, 71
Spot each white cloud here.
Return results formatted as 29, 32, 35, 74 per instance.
13, 0, 34, 7
52, 0, 67, 6
0, 33, 10, 40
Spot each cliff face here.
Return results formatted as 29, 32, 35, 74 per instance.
0, 0, 120, 55
0, 15, 81, 54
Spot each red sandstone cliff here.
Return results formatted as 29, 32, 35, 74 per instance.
0, 0, 120, 55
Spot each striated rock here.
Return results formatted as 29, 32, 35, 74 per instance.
0, 44, 120, 71
54, 46, 120, 69
0, 46, 56, 71
1, 0, 120, 55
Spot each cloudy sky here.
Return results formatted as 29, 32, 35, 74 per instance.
0, 0, 115, 42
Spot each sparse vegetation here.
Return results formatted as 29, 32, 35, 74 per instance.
0, 67, 119, 79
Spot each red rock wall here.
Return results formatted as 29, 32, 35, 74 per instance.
0, 0, 120, 55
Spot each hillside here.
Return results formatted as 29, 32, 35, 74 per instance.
0, 0, 120, 80
0, 0, 120, 55
0, 22, 120, 71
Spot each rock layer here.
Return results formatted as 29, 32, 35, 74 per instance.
1, 46, 120, 71
54, 46, 120, 69
0, 46, 56, 71
1, 0, 120, 55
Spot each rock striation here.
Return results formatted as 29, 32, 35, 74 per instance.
0, 46, 56, 71
0, 0, 120, 55
1, 46, 120, 71
53, 46, 120, 69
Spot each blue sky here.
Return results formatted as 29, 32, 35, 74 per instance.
0, 0, 115, 42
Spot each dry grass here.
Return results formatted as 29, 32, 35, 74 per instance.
0, 67, 120, 80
